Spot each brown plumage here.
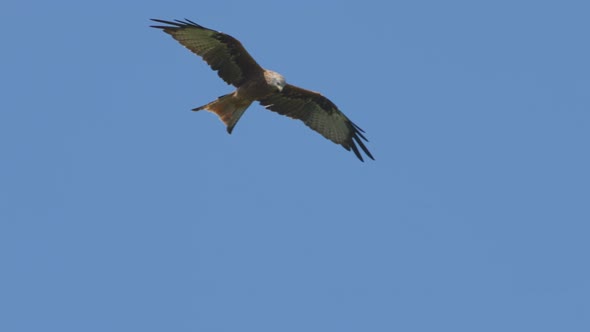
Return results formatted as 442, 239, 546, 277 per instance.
151, 18, 374, 161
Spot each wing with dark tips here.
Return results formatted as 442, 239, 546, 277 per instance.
259, 84, 374, 161
151, 19, 264, 87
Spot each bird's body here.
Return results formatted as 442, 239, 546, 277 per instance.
235, 70, 285, 104
151, 19, 373, 161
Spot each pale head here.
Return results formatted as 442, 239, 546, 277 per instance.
264, 70, 286, 92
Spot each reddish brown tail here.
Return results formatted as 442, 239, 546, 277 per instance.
192, 94, 253, 134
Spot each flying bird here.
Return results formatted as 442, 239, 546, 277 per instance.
151, 19, 374, 161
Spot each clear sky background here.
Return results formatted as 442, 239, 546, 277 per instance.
1, 1, 589, 331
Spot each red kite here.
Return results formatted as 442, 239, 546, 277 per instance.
151, 19, 374, 161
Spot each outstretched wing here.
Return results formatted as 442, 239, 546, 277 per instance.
259, 84, 374, 161
150, 19, 264, 87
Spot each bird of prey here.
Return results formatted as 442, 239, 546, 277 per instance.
151, 19, 374, 161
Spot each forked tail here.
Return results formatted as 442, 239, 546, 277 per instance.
192, 93, 253, 133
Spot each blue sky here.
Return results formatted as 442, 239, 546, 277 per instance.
1, 0, 589, 331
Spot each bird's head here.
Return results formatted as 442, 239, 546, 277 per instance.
264, 70, 286, 92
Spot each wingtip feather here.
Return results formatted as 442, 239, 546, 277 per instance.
150, 18, 204, 30
348, 143, 365, 162
353, 135, 374, 161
